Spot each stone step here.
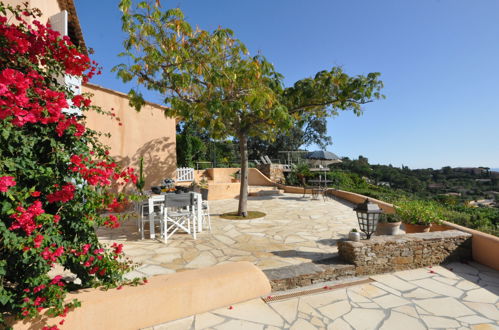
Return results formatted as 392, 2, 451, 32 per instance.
263, 256, 356, 291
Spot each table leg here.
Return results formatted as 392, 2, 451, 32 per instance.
197, 196, 202, 233
148, 198, 155, 239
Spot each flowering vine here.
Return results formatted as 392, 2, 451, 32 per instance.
0, 3, 141, 329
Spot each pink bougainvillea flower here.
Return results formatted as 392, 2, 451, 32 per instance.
33, 234, 44, 248
0, 175, 16, 192
46, 183, 76, 203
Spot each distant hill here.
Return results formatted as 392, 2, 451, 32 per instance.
491, 168, 499, 173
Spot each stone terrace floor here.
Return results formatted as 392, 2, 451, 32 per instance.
97, 193, 358, 278
148, 262, 499, 330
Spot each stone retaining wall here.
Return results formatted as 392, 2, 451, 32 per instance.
256, 164, 285, 183
338, 230, 472, 275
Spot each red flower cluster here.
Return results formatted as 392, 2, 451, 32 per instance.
0, 175, 16, 192
46, 183, 76, 203
41, 245, 64, 265
106, 198, 122, 212
103, 214, 120, 228
69, 154, 137, 186
116, 167, 138, 185
33, 234, 44, 248
0, 14, 97, 136
55, 115, 85, 137
0, 68, 68, 127
0, 16, 96, 81
71, 94, 91, 107
69, 154, 117, 186
9, 200, 44, 236
111, 242, 123, 255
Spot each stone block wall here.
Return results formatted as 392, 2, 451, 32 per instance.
257, 164, 285, 183
338, 230, 472, 275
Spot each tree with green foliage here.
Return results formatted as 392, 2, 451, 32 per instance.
115, 1, 384, 216
176, 123, 206, 168
247, 115, 332, 162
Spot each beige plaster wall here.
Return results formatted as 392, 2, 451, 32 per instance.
206, 167, 241, 183
3, 0, 61, 24
249, 168, 277, 186
11, 262, 271, 330
441, 221, 499, 271
83, 84, 177, 190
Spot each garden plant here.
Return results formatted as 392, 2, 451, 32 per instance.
0, 4, 141, 328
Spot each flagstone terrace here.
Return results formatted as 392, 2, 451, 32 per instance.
97, 194, 359, 278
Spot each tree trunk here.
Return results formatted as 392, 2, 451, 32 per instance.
237, 134, 249, 217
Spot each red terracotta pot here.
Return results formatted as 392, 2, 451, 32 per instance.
404, 223, 432, 233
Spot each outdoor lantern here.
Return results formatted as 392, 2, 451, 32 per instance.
354, 199, 383, 239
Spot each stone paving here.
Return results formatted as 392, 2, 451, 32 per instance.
147, 262, 499, 330
97, 194, 358, 278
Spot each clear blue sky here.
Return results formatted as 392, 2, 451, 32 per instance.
74, 0, 499, 169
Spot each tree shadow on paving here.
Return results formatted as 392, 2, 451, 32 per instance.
316, 234, 348, 247
97, 217, 150, 242
278, 196, 313, 202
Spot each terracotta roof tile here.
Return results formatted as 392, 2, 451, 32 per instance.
56, 0, 87, 55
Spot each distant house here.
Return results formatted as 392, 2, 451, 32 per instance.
428, 183, 445, 190
443, 192, 461, 197
484, 191, 499, 199
454, 167, 489, 176
4, 0, 178, 189
468, 199, 496, 208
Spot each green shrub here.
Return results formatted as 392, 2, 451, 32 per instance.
395, 199, 443, 225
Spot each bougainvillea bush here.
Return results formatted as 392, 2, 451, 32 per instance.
0, 3, 139, 328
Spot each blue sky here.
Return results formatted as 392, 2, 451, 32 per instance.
74, 0, 499, 169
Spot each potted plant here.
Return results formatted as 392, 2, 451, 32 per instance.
199, 177, 209, 201
135, 157, 146, 194
396, 199, 442, 233
230, 170, 240, 183
348, 228, 361, 242
376, 213, 402, 235
189, 180, 201, 193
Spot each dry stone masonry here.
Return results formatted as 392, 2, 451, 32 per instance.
338, 230, 472, 275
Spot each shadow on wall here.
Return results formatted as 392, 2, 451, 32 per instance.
113, 136, 176, 191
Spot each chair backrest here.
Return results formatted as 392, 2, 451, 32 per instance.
264, 155, 272, 164
164, 193, 194, 208
260, 156, 268, 164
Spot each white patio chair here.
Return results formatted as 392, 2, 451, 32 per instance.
137, 199, 164, 240
197, 192, 211, 231
161, 193, 196, 243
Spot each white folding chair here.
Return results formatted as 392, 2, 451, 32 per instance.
161, 193, 196, 243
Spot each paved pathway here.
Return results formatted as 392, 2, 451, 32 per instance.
147, 262, 499, 330
97, 194, 358, 278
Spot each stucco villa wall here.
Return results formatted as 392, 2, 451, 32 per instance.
3, 0, 61, 24
83, 84, 177, 190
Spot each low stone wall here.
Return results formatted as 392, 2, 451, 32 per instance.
338, 230, 472, 275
